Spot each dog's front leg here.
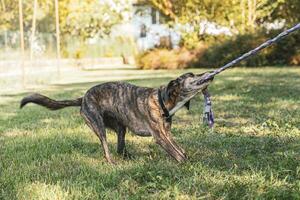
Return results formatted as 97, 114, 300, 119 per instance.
151, 126, 187, 163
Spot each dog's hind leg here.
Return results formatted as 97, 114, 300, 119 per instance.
80, 103, 115, 164
102, 116, 129, 158
116, 126, 131, 158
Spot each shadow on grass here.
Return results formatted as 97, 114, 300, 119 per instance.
1, 69, 300, 199
1, 126, 299, 199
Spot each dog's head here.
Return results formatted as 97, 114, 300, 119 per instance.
163, 72, 214, 115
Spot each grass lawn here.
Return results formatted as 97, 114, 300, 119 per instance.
0, 67, 300, 199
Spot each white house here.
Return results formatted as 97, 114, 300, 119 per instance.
110, 0, 232, 51
110, 1, 180, 51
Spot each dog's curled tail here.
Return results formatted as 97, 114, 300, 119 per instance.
20, 93, 82, 110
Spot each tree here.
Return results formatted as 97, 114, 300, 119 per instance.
150, 0, 176, 20
55, 0, 60, 77
240, 0, 286, 32
30, 0, 38, 60
58, 0, 130, 40
0, 0, 8, 50
272, 0, 300, 26
149, 0, 287, 49
18, 0, 25, 87
0, 0, 18, 32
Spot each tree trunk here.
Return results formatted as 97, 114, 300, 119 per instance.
55, 0, 61, 78
1, 0, 8, 51
247, 0, 257, 31
241, 0, 245, 33
252, 0, 257, 30
18, 0, 25, 87
30, 0, 38, 60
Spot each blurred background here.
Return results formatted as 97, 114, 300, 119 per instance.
0, 0, 299, 90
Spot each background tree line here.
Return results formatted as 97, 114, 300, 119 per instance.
0, 0, 129, 39
139, 0, 300, 68
0, 0, 299, 67
0, 0, 131, 58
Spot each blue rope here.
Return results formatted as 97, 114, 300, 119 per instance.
202, 89, 214, 128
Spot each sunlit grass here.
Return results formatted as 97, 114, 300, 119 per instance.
1, 67, 300, 199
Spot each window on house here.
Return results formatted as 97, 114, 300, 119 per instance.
151, 7, 157, 24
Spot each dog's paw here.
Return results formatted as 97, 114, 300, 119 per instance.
105, 157, 117, 165
175, 152, 188, 163
109, 160, 117, 165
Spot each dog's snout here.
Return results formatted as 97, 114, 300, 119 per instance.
196, 74, 214, 85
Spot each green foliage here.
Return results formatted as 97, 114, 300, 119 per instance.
150, 0, 287, 35
272, 0, 300, 27
0, 0, 55, 32
58, 0, 127, 40
196, 29, 300, 67
0, 0, 129, 39
150, 0, 299, 51
138, 28, 300, 69
62, 36, 138, 59
1, 68, 300, 199
179, 31, 200, 50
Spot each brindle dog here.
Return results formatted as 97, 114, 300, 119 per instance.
20, 72, 213, 164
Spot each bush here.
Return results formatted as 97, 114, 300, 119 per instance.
266, 29, 300, 65
136, 46, 206, 70
137, 29, 300, 69
196, 29, 300, 67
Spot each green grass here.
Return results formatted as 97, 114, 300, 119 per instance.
1, 67, 300, 199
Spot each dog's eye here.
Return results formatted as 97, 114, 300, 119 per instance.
180, 73, 194, 79
185, 73, 194, 77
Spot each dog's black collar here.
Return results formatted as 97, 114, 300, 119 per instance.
158, 89, 172, 120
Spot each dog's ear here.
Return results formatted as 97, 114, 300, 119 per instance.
184, 100, 190, 110
166, 79, 179, 97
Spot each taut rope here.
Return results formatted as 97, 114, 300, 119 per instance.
202, 23, 300, 127
203, 23, 300, 82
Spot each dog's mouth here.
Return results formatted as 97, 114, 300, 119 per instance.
197, 76, 214, 85
195, 72, 214, 86
167, 71, 215, 116
187, 72, 214, 92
